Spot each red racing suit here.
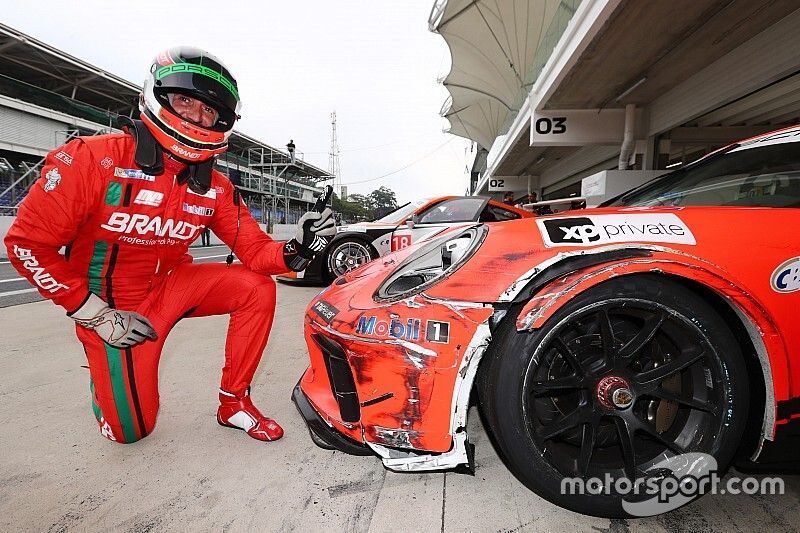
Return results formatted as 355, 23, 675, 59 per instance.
4, 133, 288, 443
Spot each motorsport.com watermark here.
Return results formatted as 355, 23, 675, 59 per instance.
560, 453, 785, 516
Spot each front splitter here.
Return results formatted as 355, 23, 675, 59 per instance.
291, 380, 374, 456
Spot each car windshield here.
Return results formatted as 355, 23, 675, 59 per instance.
417, 197, 486, 223
608, 141, 800, 208
374, 199, 428, 224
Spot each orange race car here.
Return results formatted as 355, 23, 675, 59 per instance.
293, 126, 800, 517
279, 196, 532, 284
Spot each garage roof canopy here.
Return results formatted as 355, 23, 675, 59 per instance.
430, 0, 580, 149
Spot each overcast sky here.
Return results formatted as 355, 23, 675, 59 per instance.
3, 0, 474, 204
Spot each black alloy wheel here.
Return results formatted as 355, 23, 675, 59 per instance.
477, 275, 748, 518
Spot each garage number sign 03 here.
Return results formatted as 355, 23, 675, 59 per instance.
534, 116, 567, 135
531, 109, 634, 146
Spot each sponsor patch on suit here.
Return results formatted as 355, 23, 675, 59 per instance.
54, 151, 73, 166
44, 168, 61, 192
114, 167, 155, 182
134, 190, 164, 207
182, 203, 215, 216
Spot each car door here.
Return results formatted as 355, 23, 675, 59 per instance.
391, 197, 489, 252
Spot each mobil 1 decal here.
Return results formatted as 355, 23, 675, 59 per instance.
537, 213, 696, 247
355, 315, 451, 343
425, 320, 450, 344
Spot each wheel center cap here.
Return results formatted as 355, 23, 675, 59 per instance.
612, 387, 634, 409
596, 376, 634, 410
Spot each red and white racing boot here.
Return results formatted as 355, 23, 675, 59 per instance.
216, 389, 284, 442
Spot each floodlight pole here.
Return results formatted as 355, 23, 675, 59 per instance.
328, 111, 341, 196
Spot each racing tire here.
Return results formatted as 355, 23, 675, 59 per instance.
477, 275, 749, 518
324, 238, 378, 282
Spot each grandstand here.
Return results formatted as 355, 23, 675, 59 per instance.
0, 22, 331, 226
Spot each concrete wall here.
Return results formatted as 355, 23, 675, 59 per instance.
0, 215, 13, 258
0, 106, 68, 156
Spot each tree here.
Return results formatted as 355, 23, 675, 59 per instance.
368, 187, 398, 219
333, 192, 369, 222
330, 187, 400, 222
346, 193, 372, 216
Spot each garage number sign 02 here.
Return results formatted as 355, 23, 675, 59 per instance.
488, 176, 527, 192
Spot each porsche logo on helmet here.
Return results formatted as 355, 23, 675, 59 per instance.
156, 50, 176, 67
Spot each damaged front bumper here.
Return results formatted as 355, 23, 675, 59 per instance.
292, 380, 476, 473
295, 266, 493, 473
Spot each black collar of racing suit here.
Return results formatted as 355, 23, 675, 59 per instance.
119, 116, 213, 195
177, 161, 213, 195
119, 116, 164, 176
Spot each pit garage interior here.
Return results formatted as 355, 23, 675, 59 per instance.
431, 0, 800, 205
0, 22, 329, 226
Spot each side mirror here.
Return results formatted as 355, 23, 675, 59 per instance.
406, 217, 415, 229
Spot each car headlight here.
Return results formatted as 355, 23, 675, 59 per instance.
375, 225, 488, 301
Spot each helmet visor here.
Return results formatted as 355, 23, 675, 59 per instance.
167, 93, 219, 128
154, 63, 240, 131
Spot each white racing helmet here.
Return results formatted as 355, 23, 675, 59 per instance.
140, 46, 242, 162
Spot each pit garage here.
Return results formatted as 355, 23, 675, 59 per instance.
431, 0, 800, 205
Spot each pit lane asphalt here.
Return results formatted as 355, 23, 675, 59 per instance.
0, 254, 798, 532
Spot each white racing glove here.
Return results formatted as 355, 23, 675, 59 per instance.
283, 207, 336, 271
68, 293, 158, 348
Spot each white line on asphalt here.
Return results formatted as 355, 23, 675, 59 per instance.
0, 288, 38, 297
195, 254, 232, 260
0, 277, 25, 283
